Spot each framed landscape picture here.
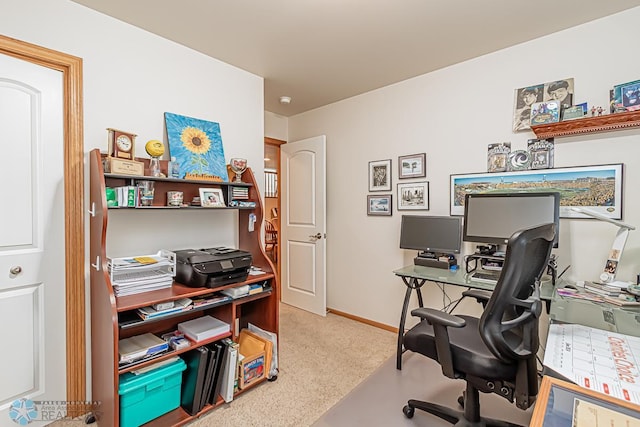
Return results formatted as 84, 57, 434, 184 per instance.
367, 194, 392, 216
450, 164, 623, 219
398, 153, 426, 179
397, 181, 429, 210
369, 159, 392, 191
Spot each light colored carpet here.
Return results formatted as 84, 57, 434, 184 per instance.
51, 303, 396, 426
188, 303, 396, 426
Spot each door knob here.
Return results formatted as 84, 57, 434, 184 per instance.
10, 266, 22, 275
309, 233, 322, 240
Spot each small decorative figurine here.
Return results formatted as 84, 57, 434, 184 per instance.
597, 106, 604, 116
591, 106, 597, 117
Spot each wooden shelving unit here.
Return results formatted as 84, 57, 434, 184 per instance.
531, 110, 640, 139
89, 148, 278, 426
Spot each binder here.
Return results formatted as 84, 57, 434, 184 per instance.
219, 338, 239, 403
209, 341, 227, 405
200, 344, 219, 410
180, 347, 209, 415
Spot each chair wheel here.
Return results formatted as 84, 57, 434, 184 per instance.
403, 405, 415, 418
84, 413, 96, 424
267, 375, 278, 382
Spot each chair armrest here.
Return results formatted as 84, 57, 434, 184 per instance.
409, 307, 465, 379
410, 307, 466, 328
462, 289, 492, 307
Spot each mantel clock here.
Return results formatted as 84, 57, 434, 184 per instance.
107, 128, 137, 160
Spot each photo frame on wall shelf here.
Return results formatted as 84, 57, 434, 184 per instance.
530, 100, 561, 126
450, 164, 623, 219
398, 153, 426, 179
512, 78, 574, 132
367, 194, 392, 216
397, 181, 429, 211
369, 159, 392, 191
199, 188, 226, 208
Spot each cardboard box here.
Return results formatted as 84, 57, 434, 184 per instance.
239, 351, 265, 389
237, 329, 272, 389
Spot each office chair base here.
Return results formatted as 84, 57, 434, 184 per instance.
403, 399, 524, 427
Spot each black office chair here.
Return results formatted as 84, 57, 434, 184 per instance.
402, 223, 555, 427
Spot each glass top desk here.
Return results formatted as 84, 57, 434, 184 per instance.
549, 289, 640, 337
393, 264, 556, 370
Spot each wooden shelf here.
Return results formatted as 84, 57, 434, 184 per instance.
89, 148, 279, 427
530, 109, 640, 139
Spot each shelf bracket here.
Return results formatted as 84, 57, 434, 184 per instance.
88, 202, 96, 217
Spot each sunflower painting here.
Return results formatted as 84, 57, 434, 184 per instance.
164, 112, 228, 181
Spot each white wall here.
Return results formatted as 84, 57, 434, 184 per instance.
1, 0, 264, 391
265, 111, 288, 141
288, 7, 640, 328
1, 0, 264, 252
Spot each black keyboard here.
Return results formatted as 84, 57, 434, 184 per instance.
470, 271, 500, 284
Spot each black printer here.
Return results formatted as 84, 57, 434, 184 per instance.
175, 247, 252, 288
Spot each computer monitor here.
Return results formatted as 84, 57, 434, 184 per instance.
400, 215, 462, 255
463, 192, 560, 248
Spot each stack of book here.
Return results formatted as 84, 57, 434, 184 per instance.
136, 298, 192, 320
583, 281, 623, 298
118, 332, 169, 366
231, 187, 249, 200
108, 250, 176, 297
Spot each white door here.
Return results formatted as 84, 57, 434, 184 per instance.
280, 136, 327, 316
0, 54, 66, 426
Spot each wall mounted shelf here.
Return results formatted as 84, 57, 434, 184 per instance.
531, 110, 640, 139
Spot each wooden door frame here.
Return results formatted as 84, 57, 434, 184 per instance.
0, 35, 85, 403
265, 137, 285, 299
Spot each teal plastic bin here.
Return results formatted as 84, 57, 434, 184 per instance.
119, 358, 186, 427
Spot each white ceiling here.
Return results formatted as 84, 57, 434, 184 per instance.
73, 0, 640, 117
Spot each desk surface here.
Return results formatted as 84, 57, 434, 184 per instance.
394, 264, 556, 300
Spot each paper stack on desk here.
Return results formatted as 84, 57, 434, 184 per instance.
545, 323, 640, 404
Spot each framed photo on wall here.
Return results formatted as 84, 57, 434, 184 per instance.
369, 159, 392, 191
367, 194, 392, 216
450, 164, 623, 219
397, 181, 429, 210
398, 153, 426, 179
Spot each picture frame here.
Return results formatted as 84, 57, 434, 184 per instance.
199, 188, 226, 208
397, 181, 429, 210
530, 100, 561, 126
512, 78, 574, 132
450, 164, 623, 219
368, 159, 392, 191
367, 194, 392, 216
165, 112, 228, 181
398, 153, 426, 179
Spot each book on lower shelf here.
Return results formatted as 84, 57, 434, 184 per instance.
118, 332, 169, 365
178, 315, 230, 342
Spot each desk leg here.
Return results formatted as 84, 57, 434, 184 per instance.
397, 277, 426, 370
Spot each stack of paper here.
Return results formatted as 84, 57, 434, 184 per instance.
136, 298, 192, 320
108, 250, 176, 297
118, 333, 169, 365
178, 316, 230, 342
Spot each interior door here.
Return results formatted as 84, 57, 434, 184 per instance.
0, 53, 67, 425
280, 136, 327, 316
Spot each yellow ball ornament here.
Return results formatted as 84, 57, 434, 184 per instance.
145, 140, 165, 158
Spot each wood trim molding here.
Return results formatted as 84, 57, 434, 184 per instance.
0, 35, 85, 404
327, 308, 398, 334
531, 110, 640, 139
265, 136, 286, 146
